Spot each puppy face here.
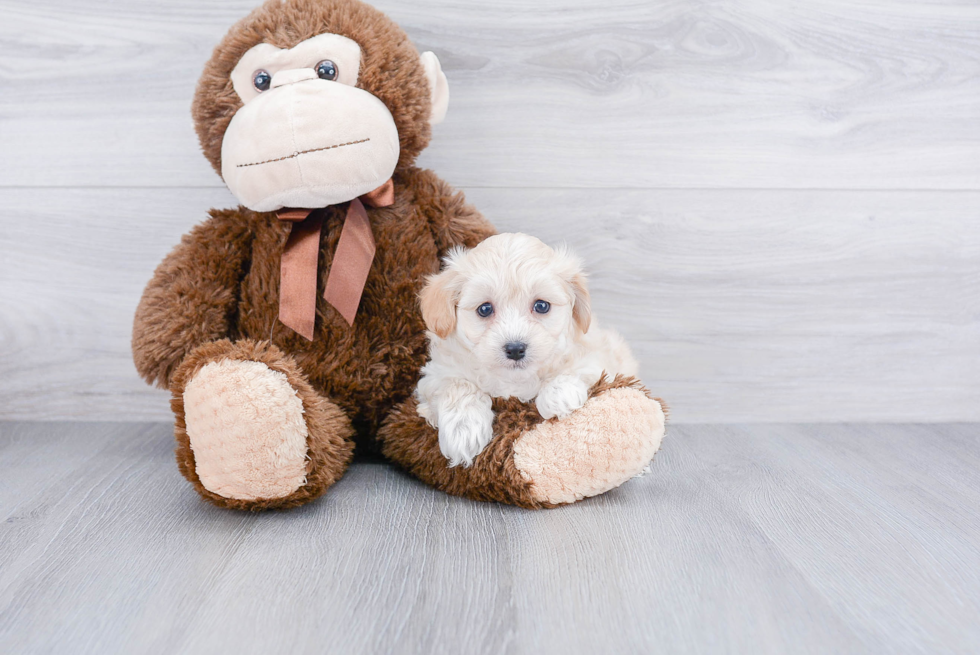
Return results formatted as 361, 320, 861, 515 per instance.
420, 233, 591, 378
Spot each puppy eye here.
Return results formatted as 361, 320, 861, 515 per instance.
252, 69, 272, 92
533, 300, 551, 314
315, 59, 338, 81
477, 302, 494, 318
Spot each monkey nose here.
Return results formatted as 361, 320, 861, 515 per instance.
503, 342, 527, 361
270, 68, 318, 89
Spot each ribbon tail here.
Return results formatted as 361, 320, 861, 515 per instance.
278, 212, 324, 340
323, 198, 377, 326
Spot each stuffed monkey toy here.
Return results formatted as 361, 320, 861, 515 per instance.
132, 0, 666, 511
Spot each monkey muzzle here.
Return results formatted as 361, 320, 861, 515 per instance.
221, 75, 400, 213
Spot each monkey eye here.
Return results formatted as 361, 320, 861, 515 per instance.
315, 59, 338, 81
533, 300, 551, 314
252, 69, 271, 92
477, 302, 494, 318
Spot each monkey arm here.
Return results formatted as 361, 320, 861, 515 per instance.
405, 168, 497, 254
132, 209, 254, 389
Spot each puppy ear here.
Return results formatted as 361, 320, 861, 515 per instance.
419, 268, 460, 338
555, 244, 592, 334
569, 272, 592, 334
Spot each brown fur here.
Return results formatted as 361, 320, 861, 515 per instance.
378, 375, 660, 509
169, 339, 355, 510
134, 167, 495, 448
135, 0, 662, 511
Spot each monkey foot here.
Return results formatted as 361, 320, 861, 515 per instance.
379, 375, 665, 509
183, 358, 309, 500
513, 381, 666, 505
170, 339, 355, 510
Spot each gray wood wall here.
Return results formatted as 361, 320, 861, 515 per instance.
1, 0, 978, 423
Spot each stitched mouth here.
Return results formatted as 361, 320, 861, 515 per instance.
236, 138, 370, 168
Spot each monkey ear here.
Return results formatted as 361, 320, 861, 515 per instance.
419, 267, 460, 338
569, 272, 592, 334
420, 51, 450, 125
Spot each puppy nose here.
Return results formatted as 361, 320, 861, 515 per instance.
504, 342, 527, 361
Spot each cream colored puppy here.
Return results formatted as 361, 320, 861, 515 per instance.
415, 233, 639, 467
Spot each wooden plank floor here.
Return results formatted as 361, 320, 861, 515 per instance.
1, 422, 977, 654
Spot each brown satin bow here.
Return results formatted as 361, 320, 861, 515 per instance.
276, 178, 395, 340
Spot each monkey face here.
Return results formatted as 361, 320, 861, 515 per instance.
217, 32, 447, 212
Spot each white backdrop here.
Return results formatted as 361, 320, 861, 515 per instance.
1, 0, 978, 422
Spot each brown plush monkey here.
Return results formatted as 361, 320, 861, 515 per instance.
132, 0, 665, 511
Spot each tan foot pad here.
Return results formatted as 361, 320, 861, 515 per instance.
183, 359, 309, 501
513, 388, 666, 505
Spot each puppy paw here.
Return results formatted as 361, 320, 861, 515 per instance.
535, 375, 590, 419
438, 399, 495, 467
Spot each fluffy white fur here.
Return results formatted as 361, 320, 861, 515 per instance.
415, 233, 639, 467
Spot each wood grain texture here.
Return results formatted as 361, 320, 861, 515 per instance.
0, 421, 978, 654
1, 188, 977, 422
1, 0, 978, 421
0, 0, 978, 189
